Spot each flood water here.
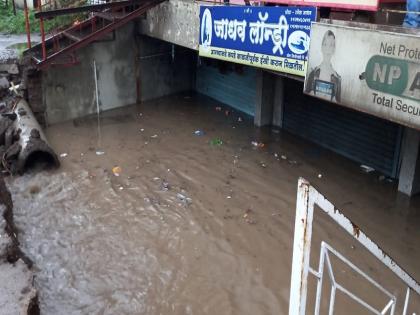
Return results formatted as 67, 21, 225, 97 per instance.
6, 94, 420, 314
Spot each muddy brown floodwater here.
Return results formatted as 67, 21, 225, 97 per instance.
6, 94, 420, 314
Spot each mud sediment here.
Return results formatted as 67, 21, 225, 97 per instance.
0, 176, 39, 315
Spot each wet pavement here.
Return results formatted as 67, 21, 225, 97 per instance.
6, 93, 420, 314
0, 34, 40, 60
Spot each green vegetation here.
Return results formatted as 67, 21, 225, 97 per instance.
0, 4, 86, 34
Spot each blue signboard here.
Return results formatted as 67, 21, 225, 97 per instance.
199, 6, 317, 76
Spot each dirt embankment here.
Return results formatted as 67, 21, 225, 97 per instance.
0, 176, 39, 315
0, 52, 40, 315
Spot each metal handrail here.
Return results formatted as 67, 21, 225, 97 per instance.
289, 178, 420, 315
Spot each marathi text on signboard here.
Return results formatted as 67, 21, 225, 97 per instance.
261, 0, 379, 11
304, 22, 420, 130
199, 6, 317, 77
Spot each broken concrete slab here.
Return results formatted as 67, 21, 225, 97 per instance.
0, 63, 19, 75
0, 259, 37, 315
0, 76, 10, 90
0, 50, 18, 64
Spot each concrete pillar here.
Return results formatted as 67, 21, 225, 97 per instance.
398, 127, 420, 196
254, 70, 274, 127
272, 76, 284, 128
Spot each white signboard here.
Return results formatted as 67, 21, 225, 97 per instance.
304, 22, 420, 130
263, 0, 379, 11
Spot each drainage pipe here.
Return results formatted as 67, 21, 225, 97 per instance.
13, 98, 59, 173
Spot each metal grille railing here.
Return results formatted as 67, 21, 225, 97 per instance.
289, 178, 420, 315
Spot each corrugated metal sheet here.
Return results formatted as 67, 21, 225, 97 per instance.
196, 61, 257, 116
283, 80, 402, 178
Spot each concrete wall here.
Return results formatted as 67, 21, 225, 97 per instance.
137, 35, 196, 102
398, 128, 420, 196
139, 0, 200, 50
43, 23, 137, 125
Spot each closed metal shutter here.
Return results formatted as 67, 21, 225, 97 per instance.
283, 80, 402, 178
196, 60, 257, 116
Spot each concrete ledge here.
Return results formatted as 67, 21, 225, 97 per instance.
139, 0, 200, 50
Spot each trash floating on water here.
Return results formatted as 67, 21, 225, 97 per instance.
194, 130, 205, 136
177, 193, 192, 205
318, 174, 322, 178
112, 166, 122, 177
360, 165, 375, 173
140, 128, 145, 132
215, 106, 222, 111
60, 153, 68, 158
281, 155, 287, 160
226, 195, 232, 199
260, 162, 267, 168
161, 181, 170, 191
210, 138, 223, 146
151, 134, 158, 138
95, 151, 105, 156
238, 117, 243, 122
243, 209, 256, 224
251, 141, 265, 148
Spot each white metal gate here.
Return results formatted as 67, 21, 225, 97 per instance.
289, 178, 420, 315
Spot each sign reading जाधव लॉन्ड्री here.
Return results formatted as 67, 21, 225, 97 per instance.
304, 22, 420, 130
198, 6, 317, 77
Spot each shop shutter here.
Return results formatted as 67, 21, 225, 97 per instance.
283, 80, 402, 178
196, 61, 257, 116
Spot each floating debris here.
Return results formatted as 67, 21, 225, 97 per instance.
360, 165, 375, 173
194, 130, 205, 136
60, 153, 68, 158
151, 134, 158, 138
95, 151, 105, 156
243, 209, 256, 224
176, 193, 192, 205
112, 166, 122, 177
160, 181, 170, 191
251, 141, 265, 148
210, 138, 223, 146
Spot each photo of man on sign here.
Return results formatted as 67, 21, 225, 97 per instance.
305, 30, 342, 102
